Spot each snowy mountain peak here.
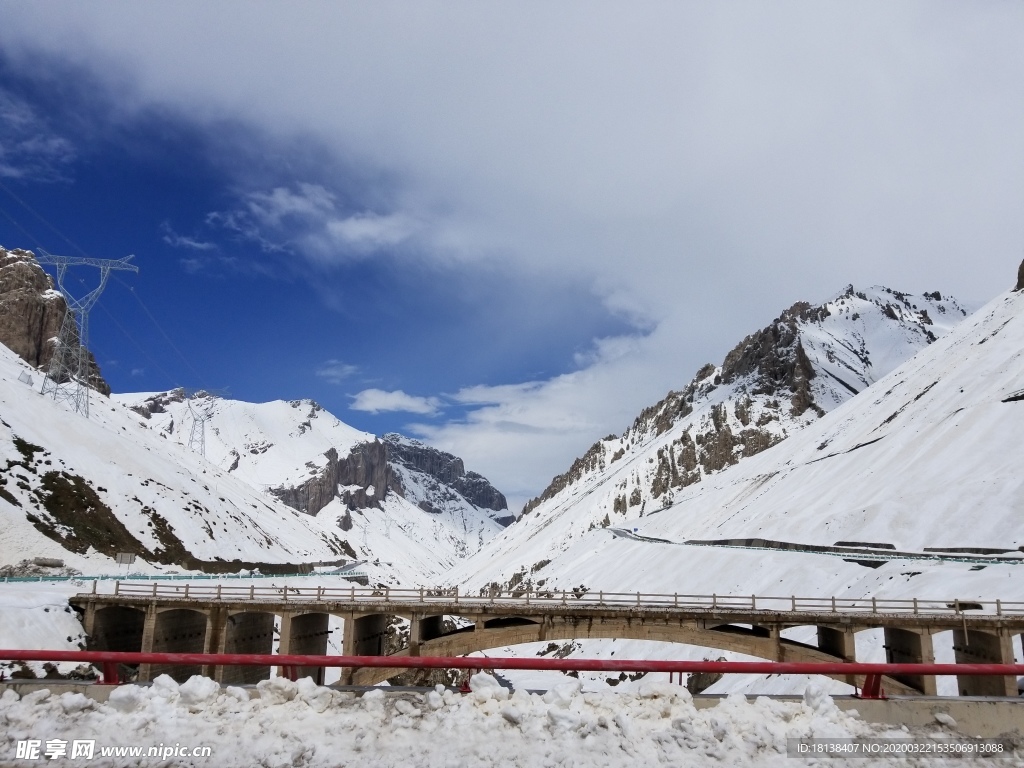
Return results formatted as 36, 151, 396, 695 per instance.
477, 282, 972, 586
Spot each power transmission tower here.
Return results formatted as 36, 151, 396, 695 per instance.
36, 250, 138, 417
186, 398, 211, 458
183, 389, 225, 459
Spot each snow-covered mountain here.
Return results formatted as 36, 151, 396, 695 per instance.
441, 266, 1024, 697
0, 247, 509, 584
451, 284, 973, 589
116, 390, 509, 525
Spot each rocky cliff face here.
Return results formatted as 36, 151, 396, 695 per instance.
0, 246, 110, 396
260, 441, 400, 515
1016, 258, 1024, 292
266, 435, 510, 518
383, 433, 508, 513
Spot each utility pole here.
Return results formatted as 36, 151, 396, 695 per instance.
36, 250, 138, 418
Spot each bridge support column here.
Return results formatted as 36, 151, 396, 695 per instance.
203, 607, 226, 680
818, 626, 857, 686
278, 613, 329, 684
136, 603, 158, 683
884, 628, 936, 695
81, 602, 97, 640
217, 612, 275, 685
769, 626, 783, 661
341, 613, 356, 685
953, 628, 1016, 697
340, 613, 388, 685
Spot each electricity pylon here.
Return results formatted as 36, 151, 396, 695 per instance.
36, 251, 138, 417
185, 391, 213, 458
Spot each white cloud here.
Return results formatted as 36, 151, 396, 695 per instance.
161, 222, 216, 251
208, 183, 420, 262
325, 212, 417, 250
410, 331, 676, 511
350, 388, 442, 416
246, 183, 335, 227
0, 88, 75, 181
316, 359, 359, 385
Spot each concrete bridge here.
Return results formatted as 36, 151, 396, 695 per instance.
72, 582, 1024, 697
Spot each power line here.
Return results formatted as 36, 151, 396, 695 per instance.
0, 177, 91, 258
114, 276, 210, 391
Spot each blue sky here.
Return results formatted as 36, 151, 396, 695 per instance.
2, 3, 1023, 508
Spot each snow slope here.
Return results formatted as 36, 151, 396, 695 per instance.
440, 280, 1022, 697
453, 285, 972, 587
111, 392, 368, 492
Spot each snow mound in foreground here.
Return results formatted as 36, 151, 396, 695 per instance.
0, 674, 1008, 767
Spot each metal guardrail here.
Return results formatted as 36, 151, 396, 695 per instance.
85, 581, 1024, 617
2, 650, 1023, 700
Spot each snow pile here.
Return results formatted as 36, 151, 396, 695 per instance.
0, 673, 1006, 767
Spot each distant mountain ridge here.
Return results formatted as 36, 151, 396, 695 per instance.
118, 390, 511, 528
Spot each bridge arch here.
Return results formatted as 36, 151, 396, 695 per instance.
90, 606, 145, 653
351, 617, 917, 694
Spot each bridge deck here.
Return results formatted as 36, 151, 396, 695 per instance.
72, 582, 1024, 631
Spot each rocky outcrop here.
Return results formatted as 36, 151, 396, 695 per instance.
1016, 258, 1024, 292
0, 246, 109, 396
129, 388, 187, 419
720, 302, 819, 418
383, 433, 508, 512
269, 440, 401, 515
525, 284, 966, 518
336, 440, 402, 510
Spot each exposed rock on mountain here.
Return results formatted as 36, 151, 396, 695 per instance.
0, 246, 109, 396
1016, 258, 1024, 291
383, 433, 509, 519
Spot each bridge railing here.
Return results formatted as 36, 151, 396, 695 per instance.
1, 649, 1022, 700
86, 581, 1024, 617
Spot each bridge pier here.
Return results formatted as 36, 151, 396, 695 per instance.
883, 627, 936, 695
341, 613, 389, 684
408, 614, 445, 656
817, 626, 857, 686
216, 612, 275, 685
278, 613, 330, 684
145, 608, 210, 683
953, 628, 1017, 697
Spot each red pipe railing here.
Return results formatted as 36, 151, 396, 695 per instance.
2, 650, 1022, 699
